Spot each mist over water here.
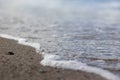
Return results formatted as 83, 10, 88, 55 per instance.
1, 0, 120, 21
0, 0, 120, 78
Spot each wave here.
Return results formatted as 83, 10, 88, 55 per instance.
0, 34, 119, 80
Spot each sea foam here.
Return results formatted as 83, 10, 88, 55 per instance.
0, 34, 119, 80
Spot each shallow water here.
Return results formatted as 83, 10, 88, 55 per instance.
0, 0, 120, 77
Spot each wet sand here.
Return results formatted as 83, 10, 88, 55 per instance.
0, 37, 108, 80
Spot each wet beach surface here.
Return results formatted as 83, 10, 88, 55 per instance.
0, 37, 108, 80
0, 0, 120, 78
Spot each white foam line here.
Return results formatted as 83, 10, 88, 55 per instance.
41, 54, 120, 80
0, 34, 119, 80
0, 34, 40, 53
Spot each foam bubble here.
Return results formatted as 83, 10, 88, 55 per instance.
0, 34, 40, 53
41, 54, 119, 80
0, 34, 119, 80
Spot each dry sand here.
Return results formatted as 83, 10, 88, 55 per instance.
0, 37, 108, 80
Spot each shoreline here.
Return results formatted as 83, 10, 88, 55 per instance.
0, 36, 109, 80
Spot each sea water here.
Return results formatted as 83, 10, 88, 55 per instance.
0, 0, 120, 79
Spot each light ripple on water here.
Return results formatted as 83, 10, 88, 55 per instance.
0, 0, 120, 78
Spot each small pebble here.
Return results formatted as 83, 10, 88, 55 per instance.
7, 52, 14, 55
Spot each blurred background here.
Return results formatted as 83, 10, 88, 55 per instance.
0, 0, 120, 77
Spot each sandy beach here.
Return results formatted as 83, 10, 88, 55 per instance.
0, 37, 108, 80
